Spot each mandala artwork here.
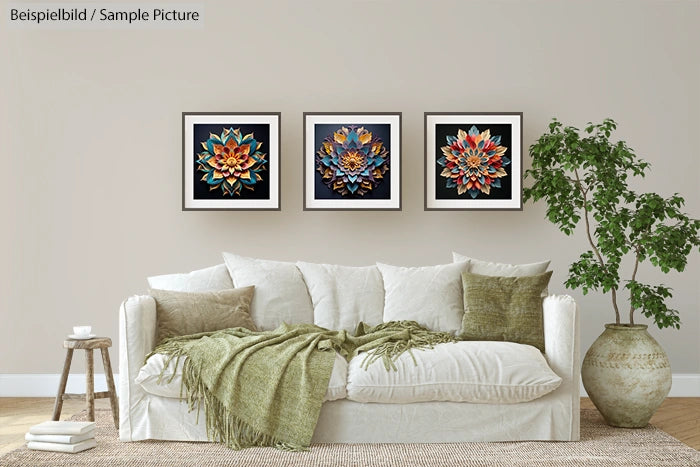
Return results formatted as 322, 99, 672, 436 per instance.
196, 128, 267, 196
315, 126, 389, 196
437, 125, 510, 198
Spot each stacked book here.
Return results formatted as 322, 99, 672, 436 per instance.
26, 421, 96, 453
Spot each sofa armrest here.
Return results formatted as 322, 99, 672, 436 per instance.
543, 294, 580, 384
543, 294, 580, 439
118, 295, 157, 441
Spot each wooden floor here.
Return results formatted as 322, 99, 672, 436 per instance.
0, 398, 697, 456
580, 398, 699, 449
0, 398, 111, 456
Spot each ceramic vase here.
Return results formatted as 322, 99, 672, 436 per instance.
581, 324, 671, 427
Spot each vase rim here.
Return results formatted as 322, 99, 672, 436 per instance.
604, 323, 648, 330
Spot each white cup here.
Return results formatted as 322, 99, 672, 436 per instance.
73, 325, 92, 337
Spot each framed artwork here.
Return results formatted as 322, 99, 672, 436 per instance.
424, 112, 523, 210
304, 112, 401, 210
182, 112, 280, 210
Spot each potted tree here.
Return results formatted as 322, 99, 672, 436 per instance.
524, 118, 699, 427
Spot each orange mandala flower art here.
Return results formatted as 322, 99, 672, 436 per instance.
196, 128, 267, 196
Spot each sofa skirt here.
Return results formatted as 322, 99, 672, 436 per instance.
121, 389, 578, 443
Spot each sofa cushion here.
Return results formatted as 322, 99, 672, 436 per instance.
222, 253, 314, 330
147, 264, 234, 292
452, 253, 550, 276
149, 287, 257, 343
459, 271, 552, 352
377, 261, 469, 333
297, 262, 384, 332
346, 341, 561, 404
452, 253, 551, 296
136, 351, 348, 402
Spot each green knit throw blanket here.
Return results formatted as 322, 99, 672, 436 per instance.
149, 320, 455, 451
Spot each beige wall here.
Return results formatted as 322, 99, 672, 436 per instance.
1, 0, 698, 375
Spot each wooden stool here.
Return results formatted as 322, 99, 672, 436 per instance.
52, 337, 119, 429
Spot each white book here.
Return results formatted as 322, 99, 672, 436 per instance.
27, 438, 97, 453
25, 429, 95, 444
28, 421, 96, 435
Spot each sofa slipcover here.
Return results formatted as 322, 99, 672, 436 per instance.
120, 294, 580, 443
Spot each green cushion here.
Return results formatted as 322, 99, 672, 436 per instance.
458, 271, 552, 351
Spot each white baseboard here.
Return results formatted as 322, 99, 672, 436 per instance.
0, 374, 120, 397
579, 373, 700, 398
1, 373, 698, 397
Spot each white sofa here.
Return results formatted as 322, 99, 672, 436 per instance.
119, 260, 580, 444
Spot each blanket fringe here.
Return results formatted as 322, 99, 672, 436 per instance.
360, 321, 456, 371
152, 340, 308, 451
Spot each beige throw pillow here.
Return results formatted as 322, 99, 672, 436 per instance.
150, 286, 257, 342
459, 271, 552, 352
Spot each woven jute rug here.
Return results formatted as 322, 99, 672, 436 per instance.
1, 409, 698, 466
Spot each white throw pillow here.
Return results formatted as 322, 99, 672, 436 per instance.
136, 352, 348, 402
297, 262, 384, 332
346, 341, 561, 404
147, 264, 233, 292
452, 253, 550, 296
377, 261, 469, 333
222, 253, 313, 330
452, 252, 550, 276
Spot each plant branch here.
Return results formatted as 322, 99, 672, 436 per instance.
574, 169, 621, 323
629, 247, 640, 325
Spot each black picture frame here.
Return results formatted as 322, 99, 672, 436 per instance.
425, 112, 523, 211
